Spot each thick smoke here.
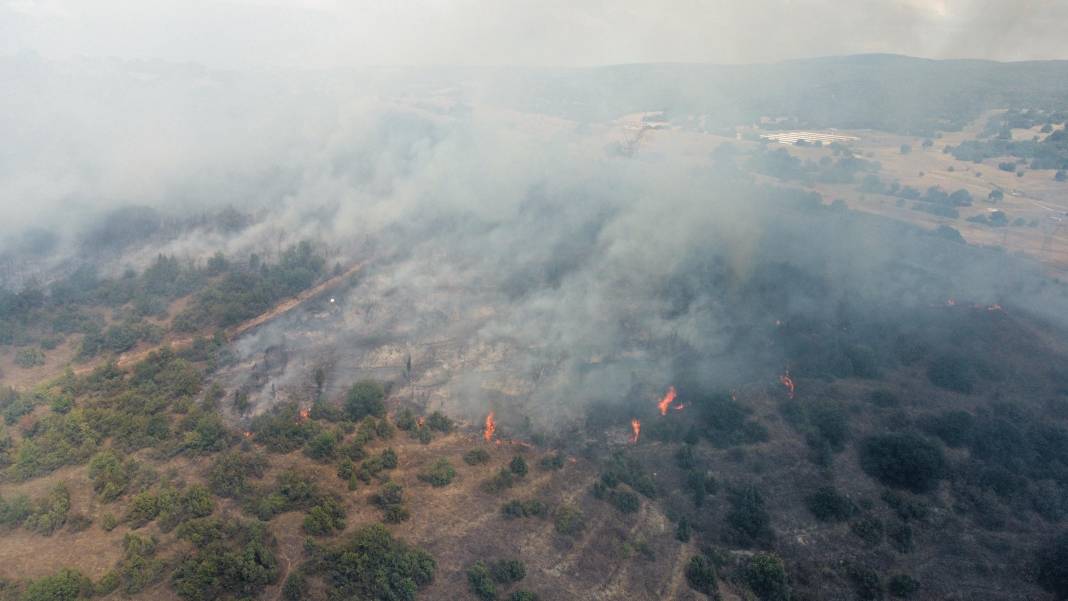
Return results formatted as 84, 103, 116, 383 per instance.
4, 56, 1068, 435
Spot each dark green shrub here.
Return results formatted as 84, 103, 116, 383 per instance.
372, 482, 410, 524
116, 533, 165, 594
675, 518, 692, 542
303, 496, 346, 536
608, 490, 641, 514
172, 517, 278, 601
207, 451, 267, 498
538, 453, 564, 470
887, 521, 914, 553
88, 449, 140, 502
859, 433, 945, 493
344, 380, 386, 421
489, 559, 526, 584
467, 561, 497, 601
887, 574, 919, 598
502, 499, 549, 519
395, 409, 417, 431
554, 505, 585, 536
510, 592, 539, 601
927, 353, 976, 393
850, 515, 884, 546
744, 553, 790, 601
726, 484, 773, 547
849, 564, 883, 601
22, 568, 92, 601
282, 572, 308, 601
483, 467, 516, 493
805, 485, 855, 521
685, 555, 718, 595
418, 458, 457, 487
426, 411, 453, 432
509, 455, 528, 477
918, 410, 974, 447
312, 524, 434, 600
304, 430, 339, 461
1038, 532, 1068, 599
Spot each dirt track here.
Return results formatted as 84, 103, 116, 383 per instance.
73, 260, 368, 375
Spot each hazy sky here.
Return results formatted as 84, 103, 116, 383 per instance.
2, 0, 1067, 68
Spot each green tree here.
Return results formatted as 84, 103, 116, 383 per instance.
344, 380, 386, 421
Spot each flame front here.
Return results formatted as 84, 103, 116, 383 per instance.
630, 418, 641, 444
484, 412, 496, 442
657, 385, 678, 416
779, 372, 795, 399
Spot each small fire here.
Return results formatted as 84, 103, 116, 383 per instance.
298, 407, 311, 421
779, 372, 795, 399
243, 431, 252, 438
673, 404, 686, 411
630, 418, 641, 444
987, 303, 1003, 312
946, 298, 957, 307
417, 416, 426, 429
484, 412, 496, 443
657, 385, 678, 416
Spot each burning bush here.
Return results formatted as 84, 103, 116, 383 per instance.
859, 433, 945, 493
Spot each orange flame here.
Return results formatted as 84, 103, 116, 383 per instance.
298, 407, 311, 421
657, 385, 678, 416
417, 416, 426, 429
673, 404, 686, 411
779, 372, 795, 399
484, 412, 496, 442
243, 431, 252, 438
630, 418, 641, 444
